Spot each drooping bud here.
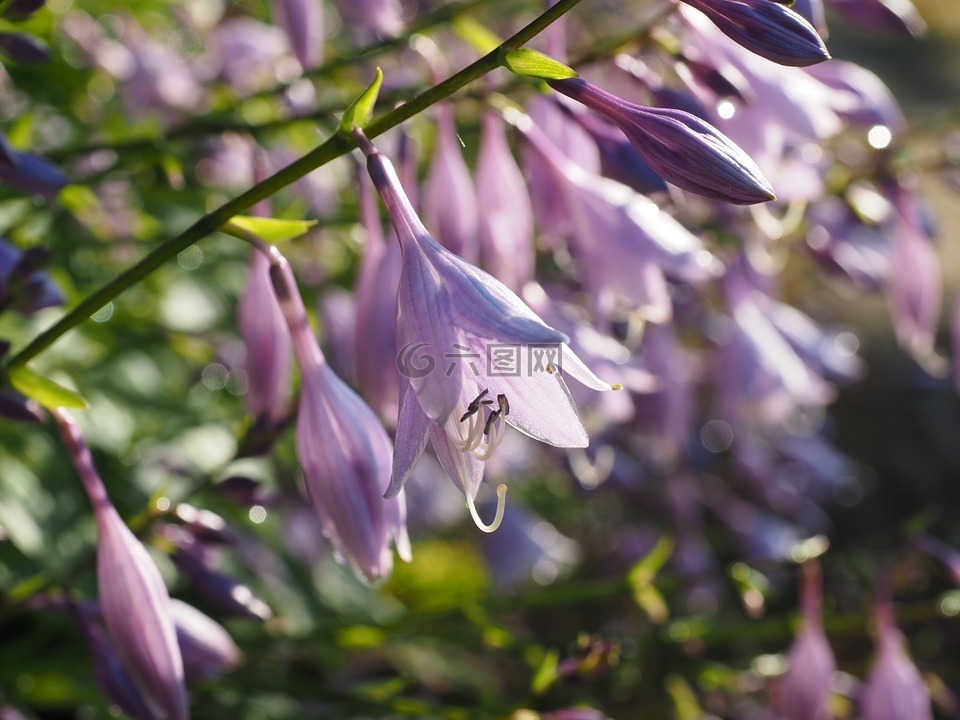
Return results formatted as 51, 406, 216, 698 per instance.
780, 562, 835, 720
53, 409, 188, 720
0, 32, 50, 63
266, 245, 410, 582
1, 0, 45, 21
548, 77, 775, 204
860, 597, 933, 720
680, 0, 830, 66
169, 600, 243, 682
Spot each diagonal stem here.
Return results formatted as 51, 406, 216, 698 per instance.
3, 0, 586, 373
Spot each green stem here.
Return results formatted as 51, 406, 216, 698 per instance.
3, 0, 586, 372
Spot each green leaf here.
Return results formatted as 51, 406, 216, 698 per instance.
222, 216, 318, 244
452, 16, 502, 54
501, 48, 578, 80
7, 366, 88, 409
530, 649, 559, 695
340, 68, 384, 134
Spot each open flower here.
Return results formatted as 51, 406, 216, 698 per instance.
355, 130, 617, 531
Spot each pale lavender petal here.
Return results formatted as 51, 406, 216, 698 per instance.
386, 382, 430, 498
428, 420, 485, 500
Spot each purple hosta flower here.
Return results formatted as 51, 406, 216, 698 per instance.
825, 0, 926, 36
355, 163, 403, 426
475, 110, 535, 293
548, 77, 775, 205
422, 104, 480, 261
266, 246, 410, 581
679, 0, 830, 66
886, 182, 941, 365
0, 388, 44, 423
520, 116, 720, 324
0, 239, 63, 314
271, 0, 323, 71
0, 136, 68, 198
53, 409, 188, 720
0, 32, 49, 63
805, 60, 906, 137
238, 250, 292, 427
718, 264, 835, 426
168, 600, 242, 681
780, 562, 835, 720
478, 502, 579, 590
805, 198, 890, 289
860, 598, 933, 720
790, 0, 828, 37
356, 132, 616, 531
334, 0, 403, 41
214, 19, 295, 96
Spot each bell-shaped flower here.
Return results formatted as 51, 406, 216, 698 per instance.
271, 0, 323, 70
2, 0, 45, 21
0, 31, 49, 63
886, 182, 941, 365
356, 131, 617, 532
548, 77, 775, 204
422, 104, 480, 261
780, 562, 836, 720
860, 598, 933, 720
679, 0, 830, 66
0, 135, 67, 199
53, 409, 188, 720
0, 239, 63, 314
475, 110, 535, 292
265, 245, 410, 581
238, 249, 292, 426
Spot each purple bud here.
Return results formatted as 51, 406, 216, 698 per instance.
0, 389, 44, 423
169, 600, 243, 681
475, 111, 535, 292
238, 250, 292, 426
860, 599, 933, 720
422, 104, 480, 260
780, 563, 835, 720
54, 410, 188, 720
789, 0, 828, 38
333, 0, 403, 40
680, 0, 830, 66
267, 247, 410, 582
2, 0, 45, 20
0, 32, 50, 63
172, 504, 235, 545
271, 0, 324, 70
171, 535, 273, 621
0, 143, 68, 198
548, 77, 775, 204
216, 475, 275, 507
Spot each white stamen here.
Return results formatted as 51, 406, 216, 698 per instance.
470, 413, 507, 461
465, 483, 508, 533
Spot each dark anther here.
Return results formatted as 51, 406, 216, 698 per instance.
497, 394, 510, 417
483, 409, 502, 436
460, 389, 492, 422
